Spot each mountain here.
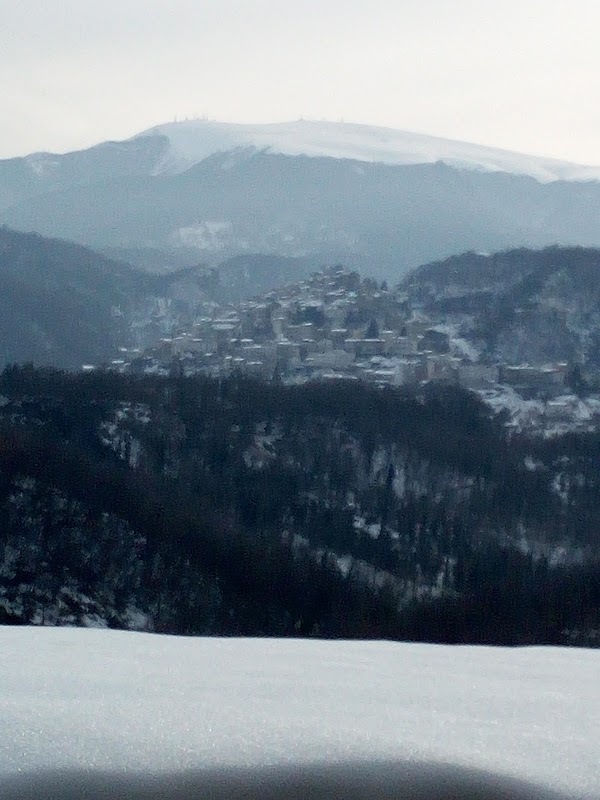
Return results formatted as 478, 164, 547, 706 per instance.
0, 227, 153, 368
0, 135, 167, 212
101, 243, 203, 274
6, 120, 599, 188
136, 119, 600, 182
4, 121, 600, 282
400, 245, 600, 369
214, 253, 320, 301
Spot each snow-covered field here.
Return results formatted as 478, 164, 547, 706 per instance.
136, 119, 600, 182
0, 629, 598, 797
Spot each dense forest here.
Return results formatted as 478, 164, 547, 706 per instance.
0, 365, 598, 645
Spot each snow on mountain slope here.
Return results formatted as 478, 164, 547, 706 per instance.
0, 628, 598, 798
136, 119, 600, 182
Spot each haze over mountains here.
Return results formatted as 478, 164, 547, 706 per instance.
0, 226, 324, 368
5, 0, 600, 789
0, 228, 150, 368
4, 120, 600, 279
2, 118, 600, 716
7, 223, 600, 374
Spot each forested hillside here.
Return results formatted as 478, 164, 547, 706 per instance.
0, 228, 151, 368
0, 367, 598, 644
401, 245, 600, 367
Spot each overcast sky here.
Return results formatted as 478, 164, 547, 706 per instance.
2, 0, 599, 162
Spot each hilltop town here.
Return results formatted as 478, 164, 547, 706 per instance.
109, 266, 600, 436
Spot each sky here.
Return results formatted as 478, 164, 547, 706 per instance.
2, 0, 600, 163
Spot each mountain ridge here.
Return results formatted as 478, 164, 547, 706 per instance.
7, 150, 600, 278
4, 122, 600, 284
135, 118, 600, 182
5, 119, 600, 184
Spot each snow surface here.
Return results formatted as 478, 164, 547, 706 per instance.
0, 628, 598, 797
135, 119, 600, 183
477, 386, 600, 437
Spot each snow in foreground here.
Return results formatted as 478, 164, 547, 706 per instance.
136, 118, 600, 183
0, 629, 598, 798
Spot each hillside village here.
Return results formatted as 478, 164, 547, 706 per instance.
108, 266, 600, 436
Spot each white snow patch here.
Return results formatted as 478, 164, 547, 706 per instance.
353, 515, 382, 539
451, 337, 481, 360
171, 220, 234, 250
134, 119, 600, 183
243, 423, 282, 470
336, 554, 353, 577
524, 456, 544, 472
480, 386, 600, 436
24, 153, 60, 177
0, 629, 598, 798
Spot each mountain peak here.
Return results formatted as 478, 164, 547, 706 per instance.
134, 118, 600, 182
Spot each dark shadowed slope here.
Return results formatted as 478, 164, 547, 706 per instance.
0, 136, 169, 212
0, 227, 150, 368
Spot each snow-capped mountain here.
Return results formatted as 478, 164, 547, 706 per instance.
136, 119, 600, 182
5, 119, 600, 280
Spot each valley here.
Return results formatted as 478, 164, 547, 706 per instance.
2, 123, 600, 648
